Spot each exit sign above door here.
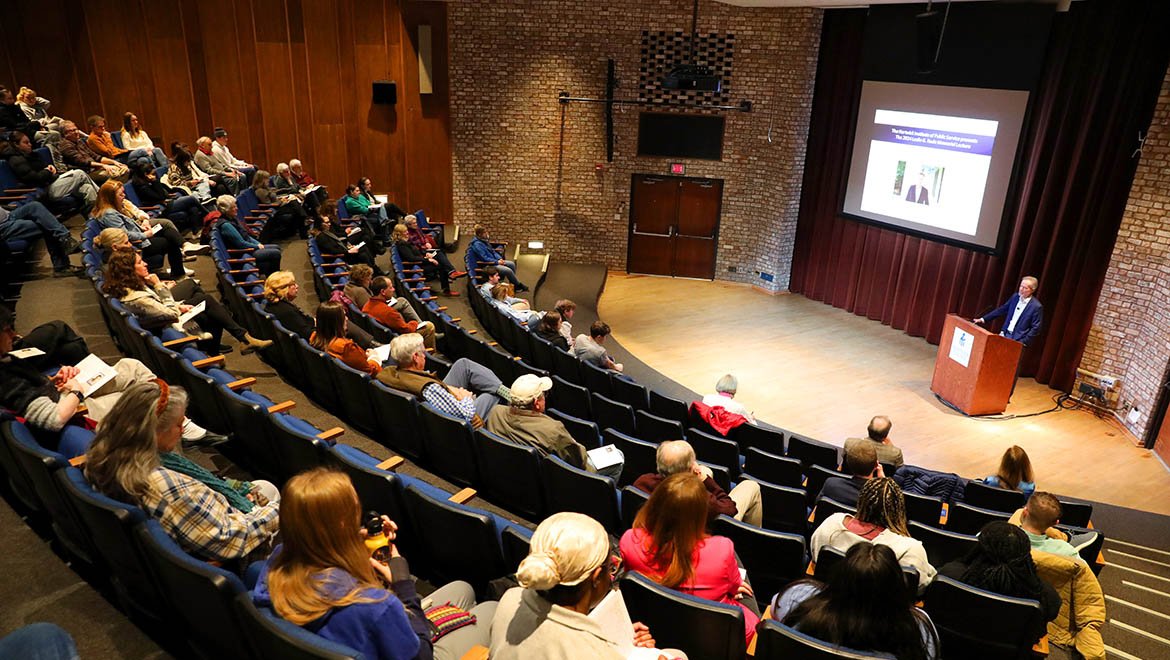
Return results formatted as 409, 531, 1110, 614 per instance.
670, 163, 685, 175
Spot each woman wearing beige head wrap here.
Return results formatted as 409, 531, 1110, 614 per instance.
490, 512, 681, 660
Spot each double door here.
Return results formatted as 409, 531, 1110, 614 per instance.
627, 174, 723, 279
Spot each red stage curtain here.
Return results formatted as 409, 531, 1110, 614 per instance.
789, 2, 1170, 391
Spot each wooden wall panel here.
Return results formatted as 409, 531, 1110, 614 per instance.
0, 0, 449, 208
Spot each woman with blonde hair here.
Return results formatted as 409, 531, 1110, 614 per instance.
252, 468, 494, 659
983, 445, 1036, 496
810, 477, 935, 594
620, 473, 760, 642
14, 86, 64, 147
84, 381, 278, 562
492, 512, 674, 659
91, 180, 188, 279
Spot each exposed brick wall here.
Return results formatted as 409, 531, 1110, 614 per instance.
1080, 65, 1170, 440
448, 0, 822, 291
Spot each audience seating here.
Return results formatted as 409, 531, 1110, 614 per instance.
805, 464, 844, 507
924, 576, 1045, 660
620, 484, 650, 531
754, 620, 897, 659
546, 408, 602, 450
814, 545, 920, 594
547, 374, 592, 420
811, 496, 856, 533
621, 572, 746, 660
471, 428, 546, 520
581, 359, 616, 399
609, 375, 650, 411
946, 502, 1012, 536
904, 491, 945, 527
605, 428, 657, 488
590, 392, 638, 437
648, 389, 690, 426
909, 521, 979, 567
685, 427, 743, 476
540, 456, 622, 535
964, 480, 1027, 513
743, 447, 803, 489
234, 592, 359, 659
712, 514, 806, 601
635, 409, 685, 444
417, 403, 480, 487
501, 524, 533, 573
745, 475, 810, 537
1057, 499, 1093, 528
732, 423, 787, 455
787, 433, 841, 473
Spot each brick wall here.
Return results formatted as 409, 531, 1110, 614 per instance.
1079, 66, 1170, 440
448, 0, 822, 291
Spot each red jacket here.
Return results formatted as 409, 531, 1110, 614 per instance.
690, 400, 749, 436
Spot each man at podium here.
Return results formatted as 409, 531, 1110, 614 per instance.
975, 276, 1043, 346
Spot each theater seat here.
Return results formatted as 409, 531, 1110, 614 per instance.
909, 521, 979, 567
546, 408, 602, 450
620, 572, 746, 660
755, 620, 896, 659
590, 392, 637, 437
635, 409, 685, 444
471, 428, 546, 520
547, 375, 592, 420
604, 428, 657, 488
418, 403, 479, 487
923, 576, 1045, 660
946, 502, 1011, 536
540, 455, 622, 535
712, 515, 806, 602
965, 480, 1027, 513
744, 474, 809, 536
234, 592, 360, 660
743, 447, 803, 489
648, 389, 689, 426
621, 484, 650, 531
401, 484, 509, 594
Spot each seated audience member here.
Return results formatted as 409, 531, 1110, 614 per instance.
3, 131, 99, 206
13, 87, 64, 155
194, 136, 243, 193
104, 250, 272, 355
274, 161, 325, 212
211, 127, 256, 183
770, 542, 939, 660
213, 195, 282, 275
485, 374, 622, 479
844, 415, 904, 470
0, 87, 40, 136
92, 180, 190, 280
0, 200, 81, 275
342, 264, 375, 309
346, 176, 404, 226
377, 333, 510, 426
253, 468, 494, 660
635, 440, 762, 527
555, 299, 576, 347
405, 214, 464, 278
983, 445, 1036, 497
252, 169, 309, 239
621, 473, 760, 642
468, 225, 527, 291
1012, 492, 1100, 562
0, 303, 89, 372
393, 223, 457, 296
84, 382, 277, 562
130, 162, 211, 235
263, 271, 376, 349
491, 512, 676, 660
811, 477, 936, 593
477, 266, 524, 302
700, 374, 756, 424
85, 115, 151, 167
120, 112, 168, 168
819, 441, 882, 508
310, 302, 381, 376
938, 521, 1061, 642
491, 283, 542, 324
573, 321, 623, 372
310, 206, 380, 272
173, 141, 228, 197
289, 158, 324, 195
94, 227, 131, 263
534, 311, 569, 351
58, 120, 127, 184
362, 276, 436, 349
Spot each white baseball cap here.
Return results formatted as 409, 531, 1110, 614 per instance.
511, 374, 553, 405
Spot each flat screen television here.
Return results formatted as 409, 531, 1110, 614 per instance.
638, 112, 724, 160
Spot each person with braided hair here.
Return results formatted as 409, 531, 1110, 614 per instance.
810, 477, 936, 593
938, 521, 1060, 642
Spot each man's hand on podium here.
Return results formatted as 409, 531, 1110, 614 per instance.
973, 317, 985, 324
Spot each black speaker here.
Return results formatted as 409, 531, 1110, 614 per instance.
915, 10, 944, 74
372, 80, 397, 105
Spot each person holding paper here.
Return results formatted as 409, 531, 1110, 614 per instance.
975, 276, 1043, 346
91, 180, 191, 279
214, 195, 283, 276
377, 333, 511, 426
103, 250, 272, 356
263, 271, 377, 349
485, 374, 623, 480
362, 276, 437, 349
405, 214, 465, 279
491, 512, 680, 660
310, 302, 382, 376
394, 223, 458, 297
620, 473, 761, 643
310, 205, 381, 272
276, 161, 326, 213
252, 169, 310, 240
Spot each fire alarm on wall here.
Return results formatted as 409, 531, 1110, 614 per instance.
594, 163, 605, 172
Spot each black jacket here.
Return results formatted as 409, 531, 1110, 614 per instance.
132, 177, 177, 207
0, 103, 36, 135
1, 144, 54, 187
265, 299, 314, 339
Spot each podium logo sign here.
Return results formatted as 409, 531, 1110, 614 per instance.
949, 328, 973, 368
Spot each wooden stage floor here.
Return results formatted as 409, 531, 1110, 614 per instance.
599, 273, 1170, 516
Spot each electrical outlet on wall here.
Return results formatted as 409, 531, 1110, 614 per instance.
1127, 407, 1141, 424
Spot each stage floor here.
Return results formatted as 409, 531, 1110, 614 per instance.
599, 273, 1170, 516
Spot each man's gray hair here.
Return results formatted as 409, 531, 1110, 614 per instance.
215, 195, 236, 213
715, 374, 738, 394
276, 162, 289, 173
389, 333, 425, 366
1022, 276, 1039, 291
289, 158, 302, 168
656, 440, 695, 476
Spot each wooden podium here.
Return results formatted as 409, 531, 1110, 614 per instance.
931, 314, 1023, 415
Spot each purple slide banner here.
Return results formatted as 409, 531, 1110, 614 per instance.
874, 124, 995, 156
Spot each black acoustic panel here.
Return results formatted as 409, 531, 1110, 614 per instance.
372, 80, 397, 105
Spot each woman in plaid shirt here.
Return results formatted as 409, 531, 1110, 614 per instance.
84, 381, 280, 563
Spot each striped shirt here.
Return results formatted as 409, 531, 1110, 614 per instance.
141, 467, 279, 561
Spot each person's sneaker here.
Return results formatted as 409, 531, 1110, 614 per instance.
450, 270, 468, 279
215, 344, 234, 355
60, 235, 82, 255
184, 267, 197, 277
182, 432, 231, 449
52, 264, 85, 277
441, 289, 461, 297
183, 254, 198, 262
182, 242, 211, 255
515, 284, 530, 293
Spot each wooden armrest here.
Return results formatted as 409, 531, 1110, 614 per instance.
940, 502, 948, 526
450, 317, 461, 322
257, 203, 278, 208
226, 248, 253, 254
435, 306, 448, 311
806, 560, 816, 576
267, 400, 296, 414
323, 271, 351, 278
0, 196, 26, 201
245, 292, 265, 299
449, 487, 476, 504
69, 455, 87, 467
321, 253, 345, 259
75, 405, 88, 415
808, 507, 816, 523
467, 329, 478, 334
316, 427, 344, 442
192, 355, 225, 368
229, 268, 260, 275
162, 335, 200, 347
140, 205, 161, 211
487, 341, 498, 347
426, 347, 435, 353
419, 295, 436, 302
1096, 551, 1105, 567
227, 257, 255, 264
1032, 635, 1049, 656
458, 646, 489, 660
5, 187, 37, 193
376, 456, 405, 472
512, 356, 522, 361
226, 377, 256, 391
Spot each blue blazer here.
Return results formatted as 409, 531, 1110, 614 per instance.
984, 294, 1042, 346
